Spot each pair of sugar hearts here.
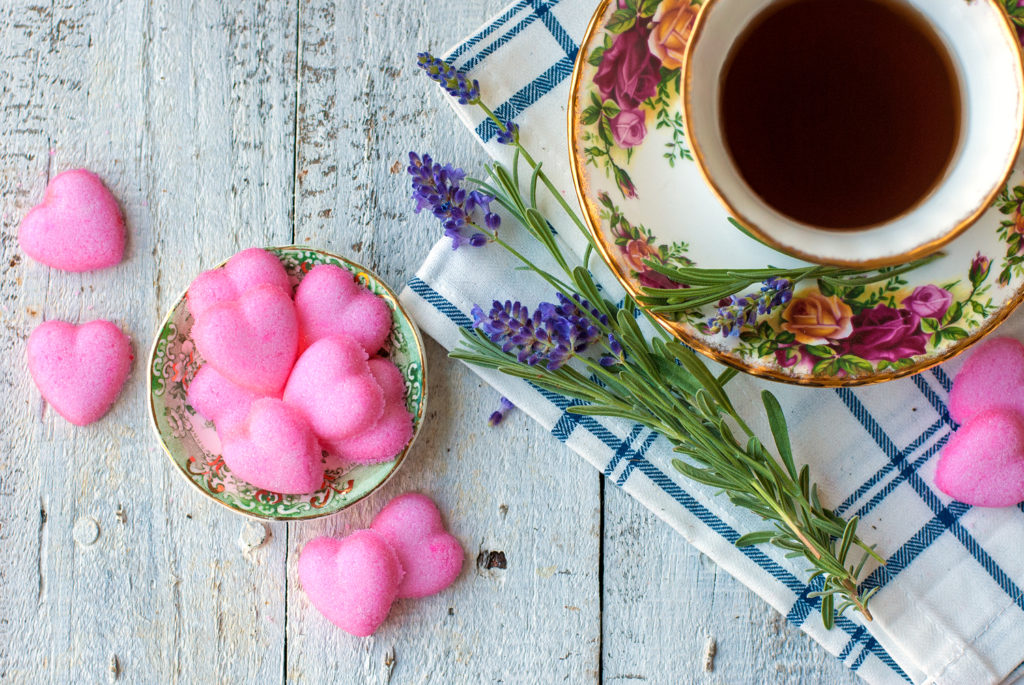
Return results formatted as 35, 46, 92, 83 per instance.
940, 338, 1024, 507
299, 493, 464, 637
22, 170, 131, 425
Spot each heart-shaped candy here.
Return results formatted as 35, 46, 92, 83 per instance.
283, 334, 384, 441
298, 530, 404, 637
322, 358, 413, 467
220, 398, 324, 494
27, 319, 132, 426
186, 364, 262, 433
187, 248, 292, 320
370, 493, 463, 599
948, 337, 1024, 424
19, 169, 126, 272
191, 283, 298, 395
294, 264, 392, 354
936, 407, 1024, 507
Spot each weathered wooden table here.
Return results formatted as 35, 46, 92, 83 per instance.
0, 2, 858, 682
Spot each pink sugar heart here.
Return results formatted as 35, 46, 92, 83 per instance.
948, 337, 1024, 424
294, 264, 392, 354
27, 319, 132, 426
187, 248, 292, 320
936, 408, 1024, 507
19, 169, 126, 272
283, 334, 385, 441
220, 398, 324, 494
298, 530, 404, 637
191, 283, 298, 395
370, 493, 463, 599
186, 364, 263, 433
322, 358, 413, 467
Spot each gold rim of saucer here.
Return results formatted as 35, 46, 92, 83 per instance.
145, 246, 428, 521
566, 0, 1024, 388
682, 0, 1024, 270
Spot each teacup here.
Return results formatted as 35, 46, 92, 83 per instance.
683, 0, 1024, 267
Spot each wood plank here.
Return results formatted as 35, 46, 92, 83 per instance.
0, 1, 297, 681
285, 2, 602, 681
601, 486, 857, 684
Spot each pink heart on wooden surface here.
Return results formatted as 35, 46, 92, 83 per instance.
19, 169, 126, 272
187, 248, 292, 320
186, 364, 263, 434
298, 530, 404, 637
322, 358, 413, 467
370, 493, 463, 599
27, 319, 132, 426
220, 398, 324, 494
282, 334, 384, 441
191, 283, 298, 395
948, 337, 1024, 424
294, 264, 392, 354
936, 408, 1024, 508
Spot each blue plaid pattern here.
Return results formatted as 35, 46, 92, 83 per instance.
407, 2, 1024, 682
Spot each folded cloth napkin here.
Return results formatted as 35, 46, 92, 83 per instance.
398, 2, 1024, 682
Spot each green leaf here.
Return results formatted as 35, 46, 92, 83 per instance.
762, 390, 798, 481
606, 8, 636, 33
639, 0, 661, 15
820, 593, 835, 630
837, 355, 873, 373
805, 344, 836, 359
602, 99, 621, 118
735, 531, 776, 547
920, 317, 939, 333
941, 301, 962, 326
587, 46, 606, 67
943, 326, 969, 340
580, 105, 601, 126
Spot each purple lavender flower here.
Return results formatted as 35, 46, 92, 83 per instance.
416, 53, 480, 105
408, 152, 500, 249
488, 397, 516, 427
471, 295, 607, 370
706, 277, 794, 337
496, 120, 519, 145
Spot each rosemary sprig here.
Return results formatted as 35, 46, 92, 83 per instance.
638, 255, 943, 316
415, 54, 888, 628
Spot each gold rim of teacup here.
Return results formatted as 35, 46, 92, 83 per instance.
145, 245, 427, 521
567, 0, 1024, 387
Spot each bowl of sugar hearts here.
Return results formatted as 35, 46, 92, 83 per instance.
148, 246, 426, 520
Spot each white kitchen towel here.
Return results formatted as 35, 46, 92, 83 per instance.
398, 2, 1024, 683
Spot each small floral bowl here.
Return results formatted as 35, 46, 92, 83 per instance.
147, 246, 427, 521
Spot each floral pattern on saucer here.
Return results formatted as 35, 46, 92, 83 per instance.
571, 0, 1024, 385
148, 247, 426, 519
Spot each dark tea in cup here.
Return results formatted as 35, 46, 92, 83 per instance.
720, 0, 961, 230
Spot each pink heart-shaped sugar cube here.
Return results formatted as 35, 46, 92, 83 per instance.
323, 358, 413, 467
186, 364, 263, 433
191, 283, 298, 395
298, 530, 405, 637
370, 493, 463, 599
27, 319, 132, 426
294, 264, 392, 354
19, 169, 126, 272
949, 337, 1024, 424
187, 248, 292, 320
283, 334, 384, 441
220, 398, 324, 494
936, 408, 1024, 507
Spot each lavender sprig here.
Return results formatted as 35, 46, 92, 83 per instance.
706, 277, 793, 337
408, 152, 500, 250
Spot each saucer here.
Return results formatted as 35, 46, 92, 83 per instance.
147, 246, 427, 520
568, 0, 1024, 386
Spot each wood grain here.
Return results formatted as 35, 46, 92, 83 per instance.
0, 1, 861, 683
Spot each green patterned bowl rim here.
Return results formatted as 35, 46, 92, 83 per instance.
146, 246, 428, 521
